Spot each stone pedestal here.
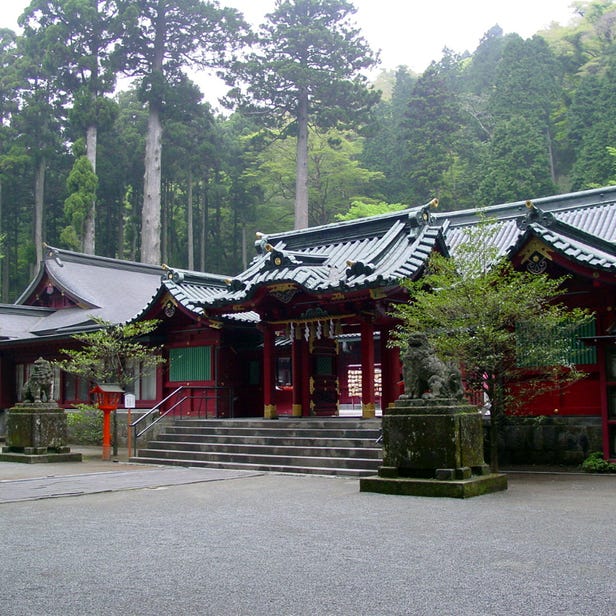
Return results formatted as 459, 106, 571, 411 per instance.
360, 397, 507, 498
0, 403, 82, 464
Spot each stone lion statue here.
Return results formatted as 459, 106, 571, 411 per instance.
22, 357, 54, 404
402, 332, 464, 400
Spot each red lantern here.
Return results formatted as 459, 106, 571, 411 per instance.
91, 384, 124, 461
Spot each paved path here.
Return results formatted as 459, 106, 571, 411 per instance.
0, 467, 263, 503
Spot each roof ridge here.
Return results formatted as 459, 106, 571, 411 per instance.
261, 204, 427, 248
43, 245, 164, 275
433, 185, 616, 228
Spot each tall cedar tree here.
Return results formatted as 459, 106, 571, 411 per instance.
225, 0, 379, 229
117, 0, 248, 265
20, 0, 121, 254
401, 53, 463, 206
12, 22, 66, 267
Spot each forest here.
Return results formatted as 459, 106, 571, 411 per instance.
1, 0, 616, 302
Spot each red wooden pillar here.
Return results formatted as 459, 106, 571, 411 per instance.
361, 319, 376, 419
380, 330, 400, 412
301, 336, 311, 416
291, 335, 303, 417
262, 325, 277, 419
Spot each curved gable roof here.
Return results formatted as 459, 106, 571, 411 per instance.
439, 186, 616, 272
215, 203, 446, 306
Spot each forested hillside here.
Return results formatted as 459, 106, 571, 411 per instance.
1, 0, 615, 301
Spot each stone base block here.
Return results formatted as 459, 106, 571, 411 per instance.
0, 451, 82, 464
360, 473, 508, 499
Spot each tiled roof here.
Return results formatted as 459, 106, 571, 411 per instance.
214, 203, 445, 306
5, 247, 163, 343
438, 186, 616, 271
132, 267, 259, 324
192, 187, 616, 309
0, 305, 53, 341
159, 266, 230, 315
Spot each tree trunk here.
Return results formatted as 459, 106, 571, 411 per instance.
141, 5, 165, 265
489, 410, 499, 473
83, 123, 97, 254
34, 157, 46, 267
489, 371, 505, 473
142, 104, 163, 264
161, 180, 168, 264
200, 176, 208, 271
295, 89, 309, 229
187, 168, 194, 270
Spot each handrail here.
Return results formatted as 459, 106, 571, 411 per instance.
131, 385, 189, 430
130, 385, 230, 457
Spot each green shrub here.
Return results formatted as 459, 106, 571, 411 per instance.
581, 451, 616, 474
66, 404, 103, 445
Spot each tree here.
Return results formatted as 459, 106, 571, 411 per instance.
117, 0, 248, 265
11, 25, 67, 268
391, 218, 592, 471
56, 317, 164, 389
361, 66, 417, 204
487, 34, 563, 185
336, 200, 407, 221
226, 0, 379, 229
400, 52, 464, 207
19, 0, 122, 254
62, 140, 99, 250
256, 127, 384, 226
476, 116, 557, 205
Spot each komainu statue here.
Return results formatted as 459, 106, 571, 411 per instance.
22, 357, 54, 404
402, 332, 464, 400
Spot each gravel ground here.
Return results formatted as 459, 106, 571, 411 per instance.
0, 466, 614, 616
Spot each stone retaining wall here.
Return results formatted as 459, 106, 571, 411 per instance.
495, 416, 603, 466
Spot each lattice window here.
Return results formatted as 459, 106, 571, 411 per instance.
169, 346, 212, 381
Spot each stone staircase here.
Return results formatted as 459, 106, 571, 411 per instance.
131, 417, 383, 477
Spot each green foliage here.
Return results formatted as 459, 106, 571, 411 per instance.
391, 216, 593, 468
255, 127, 384, 225
477, 117, 557, 204
66, 404, 103, 445
228, 0, 379, 129
581, 451, 616, 473
56, 317, 165, 388
401, 52, 465, 206
63, 154, 98, 249
336, 200, 407, 221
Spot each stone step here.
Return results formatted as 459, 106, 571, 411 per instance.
133, 448, 381, 471
143, 439, 382, 459
134, 418, 383, 476
158, 433, 380, 449
175, 418, 381, 429
128, 455, 374, 477
166, 426, 381, 439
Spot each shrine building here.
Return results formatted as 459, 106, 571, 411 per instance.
1, 185, 615, 464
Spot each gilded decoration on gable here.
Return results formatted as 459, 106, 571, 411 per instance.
519, 238, 552, 274
270, 288, 299, 304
